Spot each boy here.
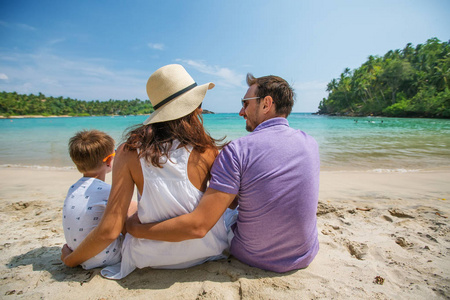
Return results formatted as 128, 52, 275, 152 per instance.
62, 129, 122, 269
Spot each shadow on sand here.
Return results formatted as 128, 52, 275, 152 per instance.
7, 246, 295, 290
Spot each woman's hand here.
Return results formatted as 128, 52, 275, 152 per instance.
61, 244, 74, 266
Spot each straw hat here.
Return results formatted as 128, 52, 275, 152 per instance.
143, 64, 215, 125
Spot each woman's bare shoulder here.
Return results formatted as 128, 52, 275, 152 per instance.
188, 147, 218, 191
114, 144, 140, 170
192, 146, 218, 166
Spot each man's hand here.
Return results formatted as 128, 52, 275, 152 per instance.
125, 212, 142, 237
61, 244, 74, 266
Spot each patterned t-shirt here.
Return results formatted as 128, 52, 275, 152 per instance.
63, 177, 123, 269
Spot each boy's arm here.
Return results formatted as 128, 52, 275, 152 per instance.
61, 145, 136, 267
126, 188, 236, 241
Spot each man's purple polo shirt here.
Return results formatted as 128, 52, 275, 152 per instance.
209, 117, 320, 272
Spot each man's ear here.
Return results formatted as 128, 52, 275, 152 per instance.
262, 96, 274, 113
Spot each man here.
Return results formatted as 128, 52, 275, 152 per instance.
127, 73, 320, 272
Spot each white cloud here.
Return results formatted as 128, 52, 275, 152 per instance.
176, 59, 244, 87
0, 21, 36, 31
147, 43, 164, 50
17, 23, 37, 31
0, 50, 148, 101
0, 73, 8, 80
48, 38, 66, 45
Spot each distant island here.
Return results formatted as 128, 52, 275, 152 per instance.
0, 91, 214, 117
317, 38, 449, 118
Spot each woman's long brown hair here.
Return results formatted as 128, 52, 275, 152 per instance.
124, 109, 224, 168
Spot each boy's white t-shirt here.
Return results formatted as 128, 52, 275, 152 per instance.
63, 177, 123, 269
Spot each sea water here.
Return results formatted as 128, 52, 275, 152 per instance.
1, 113, 449, 171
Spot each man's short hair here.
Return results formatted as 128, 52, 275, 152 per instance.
246, 73, 295, 117
69, 130, 115, 173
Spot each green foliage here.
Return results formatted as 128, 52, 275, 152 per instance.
0, 92, 154, 117
382, 100, 412, 117
319, 38, 450, 118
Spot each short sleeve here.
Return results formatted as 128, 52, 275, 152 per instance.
209, 143, 241, 195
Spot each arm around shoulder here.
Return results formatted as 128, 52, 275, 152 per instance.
126, 187, 235, 242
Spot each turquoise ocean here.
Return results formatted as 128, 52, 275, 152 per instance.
1, 113, 449, 171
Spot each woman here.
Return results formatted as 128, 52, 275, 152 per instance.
61, 64, 229, 279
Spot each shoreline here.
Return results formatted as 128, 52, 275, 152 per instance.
0, 111, 218, 119
0, 115, 114, 119
0, 167, 449, 298
313, 112, 450, 119
1, 163, 449, 173
2, 113, 448, 119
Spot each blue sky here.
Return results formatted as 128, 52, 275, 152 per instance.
0, 0, 449, 113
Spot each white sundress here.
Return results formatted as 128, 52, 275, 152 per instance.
101, 141, 229, 279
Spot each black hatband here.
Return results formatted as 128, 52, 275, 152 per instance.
153, 83, 198, 110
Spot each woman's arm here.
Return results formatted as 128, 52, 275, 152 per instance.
61, 144, 137, 267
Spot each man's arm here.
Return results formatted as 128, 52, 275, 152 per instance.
126, 188, 236, 242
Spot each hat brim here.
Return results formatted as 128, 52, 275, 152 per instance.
143, 82, 214, 125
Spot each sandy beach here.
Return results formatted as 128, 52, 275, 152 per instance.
1, 166, 449, 299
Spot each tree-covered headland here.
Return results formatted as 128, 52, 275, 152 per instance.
318, 38, 450, 118
0, 92, 154, 117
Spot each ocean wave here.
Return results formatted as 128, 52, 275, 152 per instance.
0, 164, 76, 171
369, 168, 420, 173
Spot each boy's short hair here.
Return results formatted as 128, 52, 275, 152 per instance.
69, 130, 115, 173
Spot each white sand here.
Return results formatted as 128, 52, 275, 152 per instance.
0, 166, 449, 299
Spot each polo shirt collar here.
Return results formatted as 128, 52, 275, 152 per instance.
253, 117, 289, 132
